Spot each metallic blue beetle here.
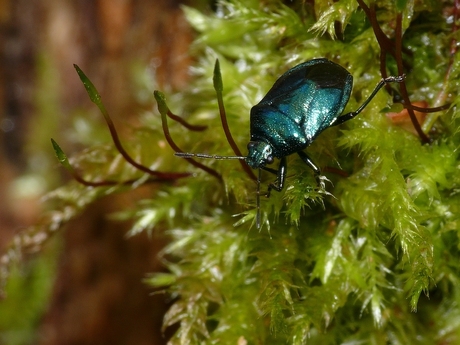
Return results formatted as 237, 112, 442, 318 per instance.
246, 58, 402, 195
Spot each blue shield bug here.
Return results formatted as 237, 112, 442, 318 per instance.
174, 58, 404, 227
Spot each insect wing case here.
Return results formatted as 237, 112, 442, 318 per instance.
250, 58, 353, 158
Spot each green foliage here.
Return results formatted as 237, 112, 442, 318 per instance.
4, 0, 460, 344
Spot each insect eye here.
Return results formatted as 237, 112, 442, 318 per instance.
247, 142, 256, 149
266, 155, 274, 164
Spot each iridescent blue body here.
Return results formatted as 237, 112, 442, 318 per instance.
247, 59, 352, 166
246, 59, 353, 169
246, 58, 355, 193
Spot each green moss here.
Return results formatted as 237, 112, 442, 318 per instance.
145, 1, 459, 343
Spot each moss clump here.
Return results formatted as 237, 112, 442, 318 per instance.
146, 1, 459, 343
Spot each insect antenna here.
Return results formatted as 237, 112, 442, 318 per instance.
174, 152, 246, 160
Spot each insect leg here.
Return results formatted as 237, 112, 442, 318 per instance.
333, 75, 405, 126
297, 151, 321, 186
263, 156, 287, 197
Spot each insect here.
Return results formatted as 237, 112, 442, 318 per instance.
175, 58, 405, 227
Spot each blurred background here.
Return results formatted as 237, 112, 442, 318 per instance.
0, 0, 210, 343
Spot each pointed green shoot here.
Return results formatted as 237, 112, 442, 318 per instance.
154, 90, 169, 117
213, 59, 223, 94
73, 64, 103, 109
73, 64, 112, 127
51, 138, 74, 173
